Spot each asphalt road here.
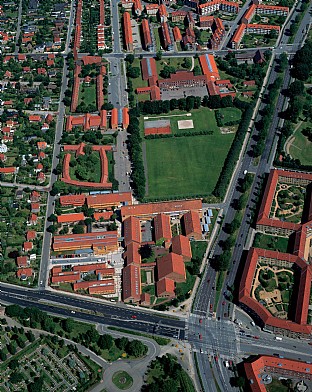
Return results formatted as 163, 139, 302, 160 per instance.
0, 283, 185, 339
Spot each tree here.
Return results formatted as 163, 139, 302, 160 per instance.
47, 224, 57, 234
72, 224, 85, 234
62, 318, 75, 333
193, 65, 201, 76
139, 244, 153, 260
115, 337, 129, 351
127, 66, 141, 79
126, 340, 147, 357
28, 377, 44, 392
125, 54, 135, 64
98, 334, 113, 350
47, 214, 57, 222
287, 80, 305, 98
182, 57, 192, 69
10, 372, 24, 384
9, 359, 19, 370
155, 51, 162, 61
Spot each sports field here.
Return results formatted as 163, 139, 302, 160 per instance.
289, 122, 312, 166
142, 108, 220, 135
145, 132, 234, 198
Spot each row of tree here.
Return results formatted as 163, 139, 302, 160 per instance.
213, 101, 255, 199
213, 173, 254, 272
4, 305, 147, 359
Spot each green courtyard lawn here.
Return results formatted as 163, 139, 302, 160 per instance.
145, 132, 234, 198
78, 83, 97, 107
131, 58, 148, 91
289, 121, 312, 166
69, 151, 102, 183
253, 233, 290, 253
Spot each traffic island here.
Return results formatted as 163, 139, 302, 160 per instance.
112, 371, 133, 390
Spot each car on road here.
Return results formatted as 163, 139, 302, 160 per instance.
199, 334, 202, 340
222, 301, 226, 305
253, 336, 259, 339
200, 348, 203, 353
71, 311, 75, 314
131, 315, 137, 319
308, 342, 312, 346
210, 304, 213, 311
199, 319, 203, 324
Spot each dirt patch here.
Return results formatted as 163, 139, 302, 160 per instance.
220, 126, 236, 134
177, 119, 194, 129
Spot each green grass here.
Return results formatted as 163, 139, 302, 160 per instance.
176, 268, 196, 297
191, 241, 207, 261
112, 370, 134, 389
142, 108, 220, 135
253, 233, 289, 253
267, 378, 289, 392
78, 84, 96, 106
281, 290, 290, 303
107, 327, 170, 346
289, 121, 312, 165
153, 28, 161, 51
219, 107, 242, 124
69, 152, 102, 183
145, 132, 234, 198
142, 284, 155, 296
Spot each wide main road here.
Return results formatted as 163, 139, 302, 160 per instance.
0, 284, 185, 340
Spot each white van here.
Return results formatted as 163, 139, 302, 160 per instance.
275, 336, 282, 341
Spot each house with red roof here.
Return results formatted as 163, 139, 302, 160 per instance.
122, 263, 141, 302
123, 216, 141, 246
157, 253, 186, 283
171, 235, 192, 262
156, 277, 175, 298
123, 241, 141, 265
26, 231, 36, 241
31, 203, 40, 213
37, 171, 46, 183
17, 256, 29, 267
23, 241, 33, 252
29, 214, 38, 225
57, 212, 85, 224
17, 268, 33, 280
182, 211, 202, 240
29, 115, 41, 123
30, 191, 40, 202
154, 213, 172, 248
37, 141, 47, 150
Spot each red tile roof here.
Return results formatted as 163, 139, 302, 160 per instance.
57, 213, 85, 223
26, 231, 36, 241
121, 199, 202, 220
17, 256, 29, 267
182, 210, 202, 238
199, 54, 220, 81
17, 268, 33, 278
244, 356, 312, 392
123, 12, 133, 48
93, 211, 112, 221
86, 192, 132, 208
124, 216, 141, 246
157, 253, 186, 282
73, 263, 112, 273
154, 213, 172, 242
157, 277, 175, 297
123, 263, 141, 302
23, 241, 33, 251
171, 235, 192, 260
124, 241, 141, 265
59, 194, 86, 206
53, 231, 118, 252
172, 26, 182, 42
239, 247, 312, 335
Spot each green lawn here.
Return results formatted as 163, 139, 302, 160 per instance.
219, 107, 242, 124
143, 108, 220, 136
191, 241, 207, 261
289, 121, 312, 165
69, 152, 102, 183
112, 371, 133, 390
176, 268, 196, 297
253, 233, 290, 253
145, 132, 234, 198
78, 84, 96, 106
267, 378, 289, 392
